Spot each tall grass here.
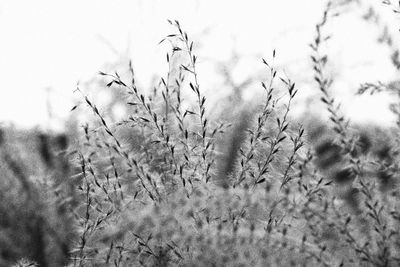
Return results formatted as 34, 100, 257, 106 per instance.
1, 1, 400, 266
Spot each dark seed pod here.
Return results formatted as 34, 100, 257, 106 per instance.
375, 144, 392, 162
38, 133, 53, 169
342, 187, 361, 214
350, 132, 372, 158
376, 168, 398, 193
217, 110, 251, 189
314, 140, 342, 170
315, 139, 338, 155
55, 134, 69, 151
333, 167, 356, 185
356, 133, 371, 155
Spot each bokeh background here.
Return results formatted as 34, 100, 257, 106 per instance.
0, 0, 398, 130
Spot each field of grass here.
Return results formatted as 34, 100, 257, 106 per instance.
1, 1, 400, 266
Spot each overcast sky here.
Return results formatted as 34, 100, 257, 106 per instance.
0, 0, 398, 130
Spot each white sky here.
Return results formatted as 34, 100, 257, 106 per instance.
0, 0, 398, 130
